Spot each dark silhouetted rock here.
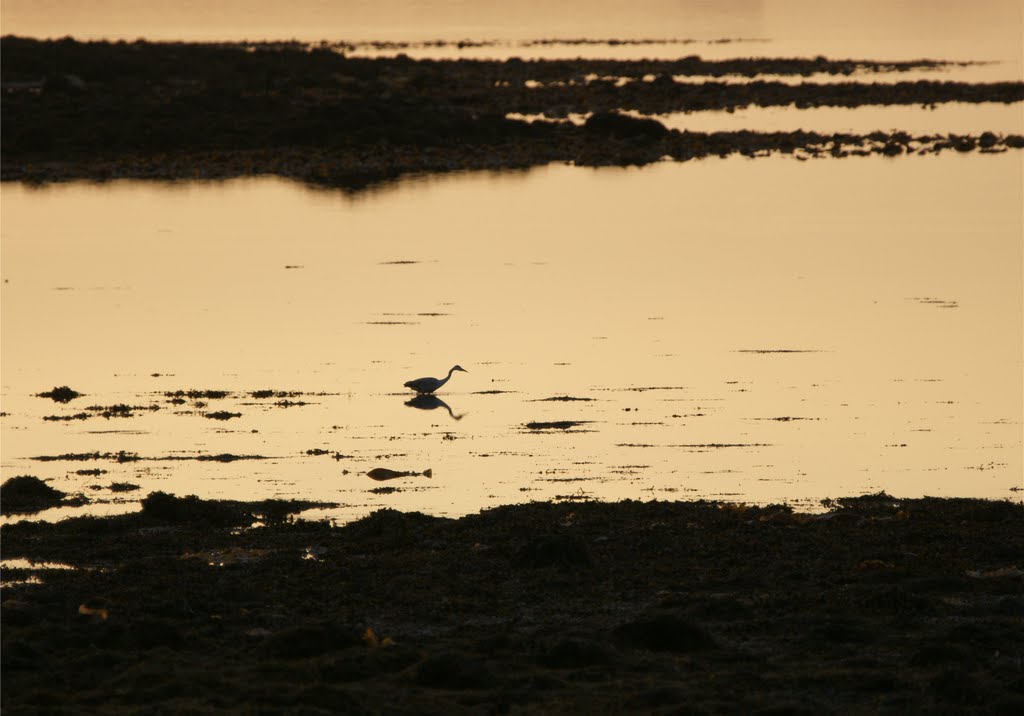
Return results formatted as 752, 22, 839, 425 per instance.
585, 111, 669, 140
1, 476, 67, 515
519, 534, 594, 569
613, 613, 716, 652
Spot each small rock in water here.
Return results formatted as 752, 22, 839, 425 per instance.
36, 386, 81, 403
366, 468, 432, 481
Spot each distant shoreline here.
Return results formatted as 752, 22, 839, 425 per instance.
3, 36, 1022, 191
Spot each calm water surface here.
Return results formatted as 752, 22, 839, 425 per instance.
3, 155, 1021, 522
3, 1, 1022, 79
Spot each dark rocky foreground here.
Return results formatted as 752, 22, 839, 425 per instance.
2, 491, 1022, 714
2, 37, 1023, 189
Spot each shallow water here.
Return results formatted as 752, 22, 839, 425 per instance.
2, 154, 1021, 522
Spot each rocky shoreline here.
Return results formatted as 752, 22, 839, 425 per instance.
2, 490, 1022, 713
3, 37, 1022, 190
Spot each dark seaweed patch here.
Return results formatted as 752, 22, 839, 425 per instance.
1, 496, 1022, 713
534, 395, 595, 402
3, 38, 1021, 191
31, 451, 140, 463
1, 475, 66, 514
86, 404, 161, 418
164, 389, 231, 400
108, 482, 142, 492
251, 389, 304, 399
35, 386, 81, 403
525, 421, 593, 430
670, 443, 771, 448
191, 454, 266, 463
205, 411, 242, 420
31, 451, 264, 463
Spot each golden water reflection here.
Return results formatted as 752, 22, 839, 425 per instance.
2, 154, 1021, 522
2, 1, 1021, 79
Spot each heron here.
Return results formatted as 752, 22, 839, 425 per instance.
403, 365, 467, 394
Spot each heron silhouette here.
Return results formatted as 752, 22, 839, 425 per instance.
405, 394, 465, 421
403, 365, 467, 394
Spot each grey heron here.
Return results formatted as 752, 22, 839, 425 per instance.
403, 365, 467, 394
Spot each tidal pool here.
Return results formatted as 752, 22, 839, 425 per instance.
2, 154, 1021, 522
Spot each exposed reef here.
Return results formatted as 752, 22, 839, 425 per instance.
2, 37, 1021, 190
2, 494, 1022, 713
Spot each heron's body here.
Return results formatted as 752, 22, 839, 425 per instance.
404, 365, 467, 394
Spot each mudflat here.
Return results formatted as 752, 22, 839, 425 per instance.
2, 492, 1022, 713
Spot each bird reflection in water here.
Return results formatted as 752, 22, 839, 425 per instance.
405, 394, 465, 421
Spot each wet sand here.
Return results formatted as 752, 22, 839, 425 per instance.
2, 490, 1022, 713
2, 37, 1022, 190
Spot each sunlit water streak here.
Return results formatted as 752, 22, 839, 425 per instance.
2, 154, 1021, 523
510, 101, 1024, 136
649, 102, 1024, 136
2, 0, 1021, 77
